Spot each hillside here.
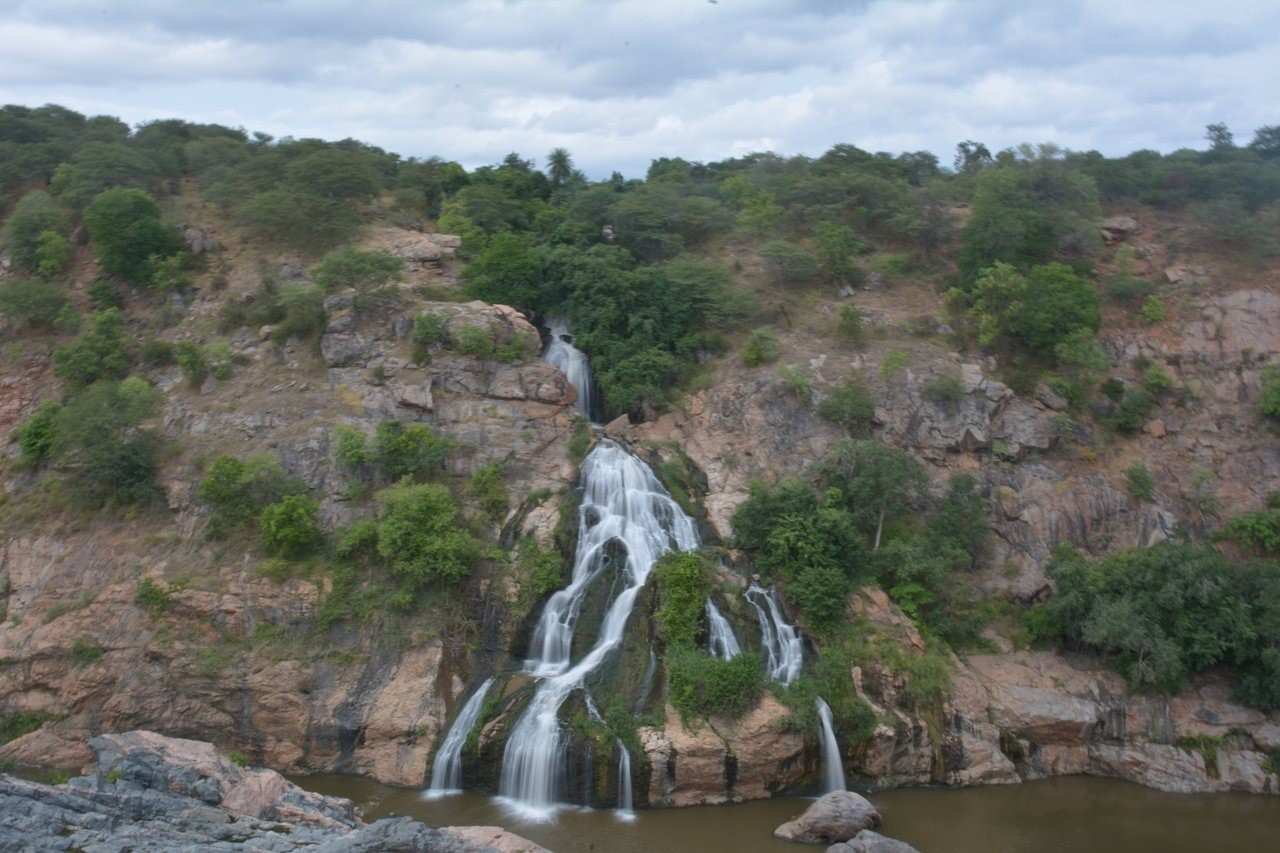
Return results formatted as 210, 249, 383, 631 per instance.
1, 105, 1279, 804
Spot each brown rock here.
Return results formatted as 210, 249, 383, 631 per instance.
774, 790, 882, 843
445, 826, 550, 852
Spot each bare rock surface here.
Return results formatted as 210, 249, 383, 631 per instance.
0, 730, 542, 852
774, 790, 882, 844
828, 831, 921, 852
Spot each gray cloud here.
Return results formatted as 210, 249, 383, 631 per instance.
0, 0, 1276, 176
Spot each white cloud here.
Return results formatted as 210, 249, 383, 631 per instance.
0, 0, 1276, 176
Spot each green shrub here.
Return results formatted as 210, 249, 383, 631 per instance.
815, 222, 868, 286
69, 637, 104, 666
467, 462, 509, 522
198, 455, 300, 537
17, 401, 61, 464
1125, 463, 1155, 502
0, 711, 55, 745
834, 304, 866, 347
923, 372, 965, 404
667, 646, 763, 721
333, 425, 371, 472
1260, 366, 1280, 421
517, 538, 564, 601
1105, 275, 1155, 305
87, 278, 123, 310
273, 283, 326, 341
310, 247, 403, 291
1143, 365, 1174, 395
1140, 295, 1166, 324
174, 342, 208, 387
2, 190, 68, 272
34, 230, 73, 279
234, 189, 361, 252
1219, 497, 1280, 554
818, 378, 875, 436
140, 339, 175, 366
653, 551, 710, 647
412, 312, 449, 361
53, 308, 130, 386
777, 365, 811, 401
880, 351, 908, 378
1110, 388, 1155, 433
375, 482, 484, 588
0, 278, 70, 330
567, 417, 592, 464
259, 495, 324, 558
205, 341, 234, 380
760, 239, 819, 285
967, 262, 1100, 356
741, 328, 779, 367
134, 578, 172, 615
49, 379, 160, 506
371, 421, 450, 481
454, 325, 496, 359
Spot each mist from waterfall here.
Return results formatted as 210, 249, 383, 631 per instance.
705, 598, 741, 660
498, 441, 699, 818
423, 677, 494, 798
543, 317, 593, 419
815, 696, 846, 793
745, 583, 803, 685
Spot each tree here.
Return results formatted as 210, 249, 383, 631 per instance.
284, 149, 381, 201
759, 240, 818, 285
462, 232, 543, 309
49, 142, 158, 209
1, 190, 67, 272
546, 148, 574, 188
235, 189, 361, 252
259, 495, 324, 558
375, 483, 484, 587
966, 261, 1100, 355
1205, 122, 1235, 151
83, 187, 180, 283
814, 222, 865, 285
53, 308, 131, 386
50, 378, 161, 506
818, 439, 928, 550
954, 140, 993, 174
1250, 125, 1280, 160
0, 278, 70, 330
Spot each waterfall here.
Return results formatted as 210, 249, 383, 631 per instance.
705, 598, 741, 660
616, 739, 635, 819
543, 317, 593, 419
815, 696, 846, 793
746, 583, 803, 685
499, 441, 700, 818
423, 677, 494, 798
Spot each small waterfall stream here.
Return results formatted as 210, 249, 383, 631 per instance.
745, 583, 803, 685
423, 677, 494, 798
815, 696, 846, 793
705, 598, 741, 660
616, 740, 635, 819
543, 317, 593, 419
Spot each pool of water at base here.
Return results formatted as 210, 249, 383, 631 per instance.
291, 774, 1280, 853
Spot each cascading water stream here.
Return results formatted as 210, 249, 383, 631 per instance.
423, 677, 494, 798
745, 583, 803, 685
616, 740, 635, 820
705, 598, 741, 660
499, 442, 699, 818
815, 696, 846, 793
543, 317, 593, 419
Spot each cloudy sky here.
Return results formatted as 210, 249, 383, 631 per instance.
2, 0, 1277, 176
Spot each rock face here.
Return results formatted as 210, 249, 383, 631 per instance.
773, 790, 882, 844
0, 730, 545, 852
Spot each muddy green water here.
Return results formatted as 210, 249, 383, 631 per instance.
293, 775, 1280, 852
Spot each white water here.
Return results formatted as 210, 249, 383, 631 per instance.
745, 583, 803, 685
705, 598, 741, 660
815, 697, 846, 793
423, 677, 494, 798
616, 740, 635, 819
499, 441, 700, 818
543, 317, 593, 419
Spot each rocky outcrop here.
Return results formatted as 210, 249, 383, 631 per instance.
828, 831, 920, 853
0, 730, 544, 852
640, 695, 806, 807
773, 790, 881, 844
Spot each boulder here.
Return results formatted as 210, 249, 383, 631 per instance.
774, 790, 882, 844
1100, 215, 1139, 241
829, 830, 921, 853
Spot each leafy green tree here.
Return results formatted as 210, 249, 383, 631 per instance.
34, 230, 73, 279
818, 439, 928, 550
741, 328, 779, 367
462, 232, 543, 309
53, 308, 131, 386
546, 148, 574, 188
818, 378, 875, 436
0, 278, 70, 330
736, 193, 784, 236
1125, 463, 1155, 502
2, 190, 67, 271
371, 421, 450, 481
235, 189, 361, 252
967, 261, 1099, 355
198, 455, 301, 537
284, 149, 381, 201
814, 222, 866, 285
50, 378, 160, 506
1250, 125, 1280, 160
50, 142, 158, 209
17, 401, 61, 464
259, 495, 324, 558
83, 187, 181, 283
310, 247, 404, 291
653, 551, 711, 647
375, 483, 484, 587
759, 240, 818, 285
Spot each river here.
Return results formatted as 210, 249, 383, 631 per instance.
292, 774, 1280, 852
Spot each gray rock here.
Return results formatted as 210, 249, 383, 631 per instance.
774, 790, 882, 844
321, 332, 370, 367
829, 830, 921, 853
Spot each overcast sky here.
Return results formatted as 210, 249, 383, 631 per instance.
2, 0, 1277, 177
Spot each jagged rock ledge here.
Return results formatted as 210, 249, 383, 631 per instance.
0, 730, 547, 852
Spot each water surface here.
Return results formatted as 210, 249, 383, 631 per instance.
293, 775, 1280, 853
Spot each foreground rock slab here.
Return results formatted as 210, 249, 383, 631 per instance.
828, 830, 921, 852
0, 730, 547, 852
774, 790, 882, 844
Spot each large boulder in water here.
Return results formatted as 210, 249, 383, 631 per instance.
829, 830, 921, 852
774, 790, 881, 843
